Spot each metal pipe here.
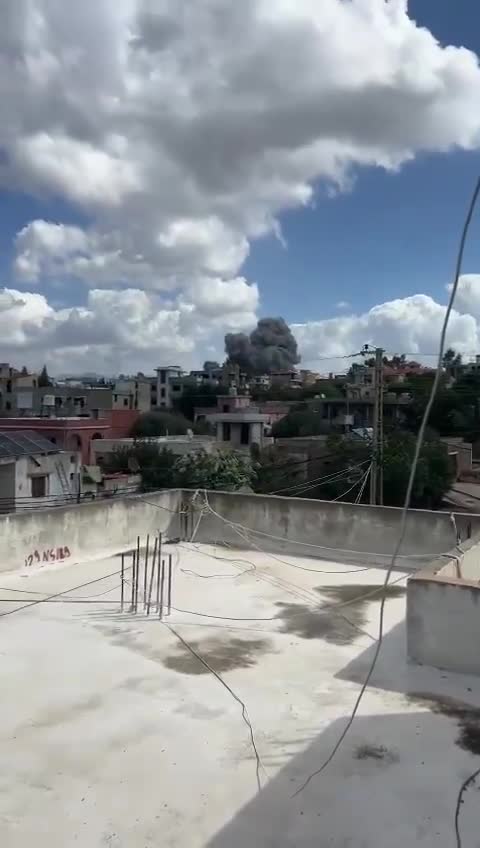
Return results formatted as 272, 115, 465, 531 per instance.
167, 553, 173, 616
147, 536, 158, 615
120, 553, 125, 612
159, 557, 166, 619
135, 535, 140, 612
155, 554, 161, 613
143, 534, 150, 609
130, 549, 136, 611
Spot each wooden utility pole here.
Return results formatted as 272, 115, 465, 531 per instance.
370, 347, 384, 505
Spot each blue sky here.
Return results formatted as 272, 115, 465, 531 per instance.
246, 0, 480, 320
3, 1, 480, 374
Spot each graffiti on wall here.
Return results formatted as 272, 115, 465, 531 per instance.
24, 546, 71, 568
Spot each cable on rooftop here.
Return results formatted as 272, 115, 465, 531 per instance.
292, 174, 480, 800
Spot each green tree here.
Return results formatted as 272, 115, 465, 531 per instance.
173, 450, 254, 491
317, 431, 454, 508
252, 445, 306, 494
38, 364, 52, 387
272, 408, 331, 438
174, 384, 225, 421
130, 411, 192, 437
100, 443, 177, 490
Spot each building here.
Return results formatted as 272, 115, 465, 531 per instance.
0, 430, 80, 512
269, 369, 302, 388
2, 490, 480, 846
91, 435, 217, 465
156, 366, 184, 408
112, 376, 152, 413
1, 383, 114, 417
0, 417, 110, 464
210, 393, 269, 450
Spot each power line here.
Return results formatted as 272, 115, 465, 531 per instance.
292, 174, 480, 800
163, 621, 265, 792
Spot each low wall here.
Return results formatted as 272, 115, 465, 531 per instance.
0, 489, 182, 574
407, 574, 480, 676
185, 490, 480, 567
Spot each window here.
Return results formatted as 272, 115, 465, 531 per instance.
160, 370, 166, 384
240, 422, 250, 445
114, 394, 118, 402
222, 422, 231, 441
223, 404, 230, 413
70, 473, 75, 481
123, 398, 129, 407
31, 475, 47, 498
172, 384, 181, 392
160, 387, 166, 398
5, 401, 11, 411
6, 380, 12, 393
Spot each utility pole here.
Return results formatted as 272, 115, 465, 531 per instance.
370, 347, 384, 505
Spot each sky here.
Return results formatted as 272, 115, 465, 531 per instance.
2, 0, 480, 375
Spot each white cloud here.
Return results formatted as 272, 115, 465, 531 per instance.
3, 279, 480, 377
2, 1, 480, 367
294, 286, 480, 370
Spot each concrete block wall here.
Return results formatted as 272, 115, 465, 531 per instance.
407, 576, 480, 676
0, 489, 182, 573
186, 490, 480, 567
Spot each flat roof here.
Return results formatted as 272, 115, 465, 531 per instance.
1, 543, 479, 846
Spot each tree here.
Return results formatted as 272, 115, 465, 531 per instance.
251, 445, 307, 494
102, 444, 177, 490
317, 431, 454, 509
173, 384, 224, 421
21, 365, 28, 375
38, 364, 52, 387
173, 450, 254, 491
130, 411, 193, 437
272, 409, 331, 438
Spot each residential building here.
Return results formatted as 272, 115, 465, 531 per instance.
92, 435, 217, 465
269, 369, 302, 388
0, 430, 80, 512
209, 393, 269, 450
112, 375, 152, 412
0, 417, 110, 464
156, 366, 184, 408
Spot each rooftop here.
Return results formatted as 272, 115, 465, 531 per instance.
1, 531, 479, 846
0, 430, 59, 458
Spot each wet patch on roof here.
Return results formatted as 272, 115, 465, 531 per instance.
354, 743, 400, 764
409, 692, 480, 755
163, 636, 272, 675
274, 583, 405, 645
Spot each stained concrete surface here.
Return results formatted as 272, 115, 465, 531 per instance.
0, 543, 479, 847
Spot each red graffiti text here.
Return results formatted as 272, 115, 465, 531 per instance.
24, 546, 71, 568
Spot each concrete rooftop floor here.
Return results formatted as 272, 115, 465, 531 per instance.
1, 543, 480, 847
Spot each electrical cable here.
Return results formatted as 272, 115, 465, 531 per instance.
355, 463, 371, 504
199, 495, 450, 561
163, 621, 265, 792
292, 174, 480, 800
0, 565, 128, 618
267, 460, 370, 496
455, 765, 480, 848
332, 466, 371, 502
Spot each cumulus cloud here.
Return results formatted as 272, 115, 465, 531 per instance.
294, 284, 480, 370
2, 1, 480, 368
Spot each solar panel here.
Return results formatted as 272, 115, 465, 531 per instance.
0, 431, 59, 458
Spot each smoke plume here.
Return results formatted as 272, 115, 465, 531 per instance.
225, 317, 300, 374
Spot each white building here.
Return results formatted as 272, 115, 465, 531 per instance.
0, 431, 81, 512
208, 394, 269, 450
155, 366, 184, 408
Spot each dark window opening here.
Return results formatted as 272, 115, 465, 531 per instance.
5, 401, 11, 411
31, 475, 47, 498
222, 422, 231, 441
240, 422, 250, 445
223, 404, 230, 412
123, 398, 129, 407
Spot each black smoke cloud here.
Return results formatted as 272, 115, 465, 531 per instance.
225, 317, 300, 374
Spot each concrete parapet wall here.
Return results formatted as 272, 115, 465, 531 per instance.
184, 490, 480, 567
0, 489, 181, 573
408, 574, 480, 676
